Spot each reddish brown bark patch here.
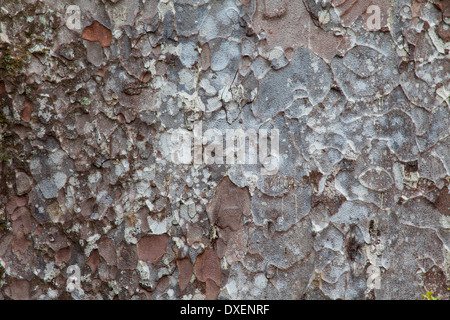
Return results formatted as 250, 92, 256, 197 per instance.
438, 25, 450, 42
12, 233, 31, 254
6, 196, 27, 216
193, 247, 222, 286
435, 0, 450, 18
176, 258, 193, 292
9, 279, 30, 300
436, 186, 449, 216
206, 177, 251, 231
137, 234, 169, 263
11, 206, 31, 235
21, 100, 32, 122
156, 276, 170, 292
98, 237, 117, 265
87, 249, 100, 273
55, 246, 72, 265
424, 266, 449, 300
82, 21, 112, 47
205, 278, 220, 300
251, 0, 342, 63
117, 242, 138, 270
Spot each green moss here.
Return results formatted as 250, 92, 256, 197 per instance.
0, 215, 7, 232
0, 44, 30, 76
0, 112, 8, 124
0, 149, 10, 163
0, 263, 4, 280
80, 97, 92, 106
423, 290, 440, 300
0, 4, 58, 79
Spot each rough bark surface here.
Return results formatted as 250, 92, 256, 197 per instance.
0, 0, 449, 300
